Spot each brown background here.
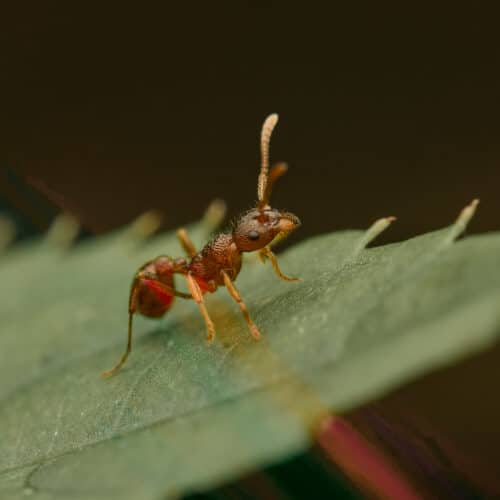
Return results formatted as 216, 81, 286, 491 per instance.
2, 4, 500, 496
1, 3, 499, 244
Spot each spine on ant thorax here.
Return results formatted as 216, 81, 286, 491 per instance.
188, 233, 242, 286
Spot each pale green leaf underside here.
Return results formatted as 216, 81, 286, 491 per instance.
1, 206, 499, 499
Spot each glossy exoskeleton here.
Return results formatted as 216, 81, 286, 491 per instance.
102, 114, 300, 377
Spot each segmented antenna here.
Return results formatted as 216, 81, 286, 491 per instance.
258, 113, 279, 207
262, 162, 288, 208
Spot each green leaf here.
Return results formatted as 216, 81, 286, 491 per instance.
1, 200, 499, 499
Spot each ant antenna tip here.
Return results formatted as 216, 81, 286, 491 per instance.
264, 113, 279, 127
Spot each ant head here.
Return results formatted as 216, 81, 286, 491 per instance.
233, 114, 301, 252
233, 207, 300, 252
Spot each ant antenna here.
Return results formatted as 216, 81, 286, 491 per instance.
262, 162, 288, 207
258, 113, 279, 208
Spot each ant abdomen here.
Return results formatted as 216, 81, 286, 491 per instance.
134, 257, 180, 317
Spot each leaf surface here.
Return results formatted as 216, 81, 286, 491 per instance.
1, 202, 499, 499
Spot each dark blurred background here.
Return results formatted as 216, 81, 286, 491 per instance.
1, 3, 499, 243
2, 4, 500, 497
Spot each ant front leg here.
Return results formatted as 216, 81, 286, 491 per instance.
221, 271, 261, 340
259, 246, 300, 282
185, 272, 216, 342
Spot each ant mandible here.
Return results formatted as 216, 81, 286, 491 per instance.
102, 114, 301, 378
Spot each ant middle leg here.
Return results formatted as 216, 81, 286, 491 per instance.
221, 271, 261, 340
186, 272, 216, 342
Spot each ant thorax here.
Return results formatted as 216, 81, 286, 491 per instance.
188, 233, 242, 287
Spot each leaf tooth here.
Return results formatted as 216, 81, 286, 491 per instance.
201, 198, 227, 234
124, 210, 163, 242
448, 198, 480, 243
45, 213, 80, 249
0, 214, 16, 252
353, 216, 397, 255
456, 198, 479, 226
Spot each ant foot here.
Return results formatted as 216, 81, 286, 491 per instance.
101, 367, 118, 379
250, 325, 262, 340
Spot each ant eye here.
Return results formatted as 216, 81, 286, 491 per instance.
248, 230, 260, 241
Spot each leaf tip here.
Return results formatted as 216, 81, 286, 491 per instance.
356, 215, 397, 253
0, 214, 16, 251
459, 198, 480, 220
453, 198, 480, 236
45, 213, 80, 249
371, 216, 398, 235
127, 210, 164, 240
202, 198, 227, 232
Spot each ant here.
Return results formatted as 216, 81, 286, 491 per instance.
102, 114, 301, 378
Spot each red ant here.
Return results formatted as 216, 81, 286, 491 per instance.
102, 114, 301, 377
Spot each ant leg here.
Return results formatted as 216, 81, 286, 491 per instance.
177, 200, 227, 258
140, 273, 193, 299
186, 273, 216, 342
255, 222, 294, 264
102, 276, 192, 378
101, 278, 140, 378
176, 228, 197, 258
256, 231, 289, 264
221, 271, 261, 340
258, 246, 300, 282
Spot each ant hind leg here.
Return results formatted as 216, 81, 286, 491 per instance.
101, 275, 191, 378
101, 280, 139, 378
101, 310, 135, 378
